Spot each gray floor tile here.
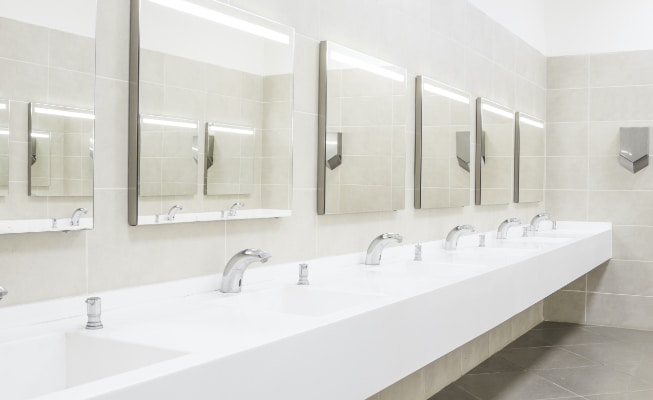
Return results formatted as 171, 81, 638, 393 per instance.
611, 361, 653, 386
584, 390, 653, 399
468, 354, 523, 375
583, 326, 653, 343
536, 365, 653, 396
505, 331, 552, 349
456, 370, 576, 400
428, 384, 479, 400
499, 346, 599, 370
563, 342, 653, 366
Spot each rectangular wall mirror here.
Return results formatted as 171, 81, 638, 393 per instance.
475, 98, 514, 206
0, 0, 97, 234
129, 0, 295, 225
415, 76, 471, 209
0, 100, 8, 197
318, 41, 407, 215
514, 112, 545, 203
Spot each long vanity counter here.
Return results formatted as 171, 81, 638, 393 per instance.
0, 221, 612, 400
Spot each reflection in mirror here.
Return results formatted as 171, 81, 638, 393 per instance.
139, 115, 198, 196
318, 41, 407, 215
415, 76, 471, 209
0, 0, 97, 233
129, 0, 294, 225
0, 100, 8, 196
205, 122, 255, 196
28, 103, 94, 197
514, 112, 545, 203
475, 98, 515, 205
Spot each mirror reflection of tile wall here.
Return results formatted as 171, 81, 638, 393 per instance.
516, 113, 545, 203
320, 41, 407, 214
0, 4, 96, 226
476, 99, 515, 206
416, 77, 471, 209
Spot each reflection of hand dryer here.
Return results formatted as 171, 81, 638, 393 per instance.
619, 127, 649, 173
30, 138, 37, 166
456, 131, 471, 172
326, 131, 342, 170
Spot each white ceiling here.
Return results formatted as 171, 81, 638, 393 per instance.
468, 0, 653, 56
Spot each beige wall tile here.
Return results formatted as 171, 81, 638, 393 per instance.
461, 332, 490, 374
423, 349, 462, 398
543, 290, 586, 323
591, 50, 653, 87
587, 293, 653, 330
547, 88, 588, 123
589, 156, 653, 190
546, 157, 588, 190
612, 226, 653, 261
0, 16, 49, 64
588, 260, 653, 296
591, 86, 653, 121
547, 123, 588, 157
589, 191, 653, 225
379, 369, 424, 400
547, 55, 588, 89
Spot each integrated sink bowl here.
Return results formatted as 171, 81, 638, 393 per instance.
219, 286, 383, 317
1, 332, 184, 400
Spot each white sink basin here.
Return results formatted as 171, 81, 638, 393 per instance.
1, 332, 184, 400
217, 286, 383, 317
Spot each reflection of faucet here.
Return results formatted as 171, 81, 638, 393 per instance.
497, 218, 522, 239
0, 285, 7, 301
220, 249, 271, 293
529, 213, 555, 232
365, 233, 403, 265
444, 225, 476, 250
71, 208, 88, 226
224, 202, 244, 217
167, 204, 183, 221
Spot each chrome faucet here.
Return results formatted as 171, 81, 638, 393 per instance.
444, 225, 476, 250
167, 204, 183, 221
497, 218, 522, 239
71, 207, 88, 226
85, 297, 103, 330
365, 233, 403, 265
220, 249, 271, 293
529, 213, 555, 232
224, 202, 244, 217
0, 285, 7, 301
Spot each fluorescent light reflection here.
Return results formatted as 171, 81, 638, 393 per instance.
330, 51, 405, 83
482, 104, 513, 119
0, 103, 6, 110
34, 107, 95, 120
149, 0, 290, 44
31, 132, 49, 139
0, 130, 8, 136
208, 125, 255, 135
423, 83, 469, 104
520, 116, 544, 129
142, 118, 198, 129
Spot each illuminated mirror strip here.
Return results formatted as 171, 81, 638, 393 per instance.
208, 125, 255, 135
423, 83, 469, 104
141, 117, 198, 129
148, 0, 290, 44
0, 103, 6, 110
482, 104, 514, 119
330, 51, 405, 83
0, 130, 8, 136
31, 132, 50, 139
34, 107, 95, 120
520, 116, 544, 129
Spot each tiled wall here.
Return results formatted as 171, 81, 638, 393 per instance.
0, 0, 546, 313
544, 50, 653, 330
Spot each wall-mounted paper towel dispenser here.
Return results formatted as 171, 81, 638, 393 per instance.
619, 127, 649, 173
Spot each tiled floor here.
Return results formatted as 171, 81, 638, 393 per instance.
430, 322, 653, 400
